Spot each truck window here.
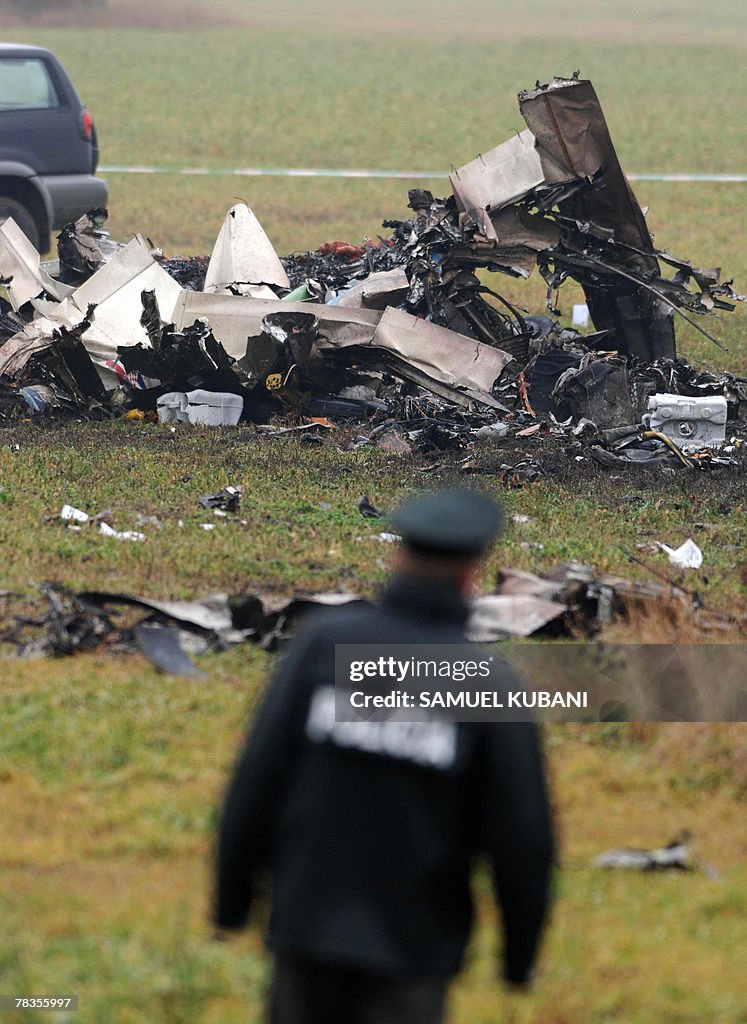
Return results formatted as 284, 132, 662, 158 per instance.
0, 58, 60, 111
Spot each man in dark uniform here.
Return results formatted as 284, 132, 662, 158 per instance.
214, 488, 555, 1023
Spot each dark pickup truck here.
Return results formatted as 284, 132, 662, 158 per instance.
0, 42, 107, 253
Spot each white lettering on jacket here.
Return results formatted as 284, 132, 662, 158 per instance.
306, 686, 457, 770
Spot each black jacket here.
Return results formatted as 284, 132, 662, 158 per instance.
215, 575, 555, 982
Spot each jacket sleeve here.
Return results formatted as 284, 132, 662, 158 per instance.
213, 628, 318, 930
479, 716, 555, 984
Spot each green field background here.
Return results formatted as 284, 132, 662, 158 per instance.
1, 3, 746, 1022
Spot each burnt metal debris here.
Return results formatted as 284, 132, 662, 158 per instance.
0, 583, 366, 672
593, 832, 698, 872
3, 554, 742, 672
1, 74, 745, 472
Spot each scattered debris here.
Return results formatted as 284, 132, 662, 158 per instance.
57, 208, 122, 283
0, 584, 364, 663
58, 502, 149, 541
358, 494, 386, 519
60, 503, 88, 524
593, 832, 695, 872
2, 583, 117, 658
135, 513, 162, 530
134, 622, 207, 679
468, 594, 566, 640
97, 521, 146, 543
460, 455, 547, 485
3, 548, 742, 669
475, 422, 510, 441
198, 486, 242, 513
494, 561, 696, 634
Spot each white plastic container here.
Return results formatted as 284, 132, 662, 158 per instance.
185, 390, 243, 426
644, 392, 727, 449
157, 392, 188, 424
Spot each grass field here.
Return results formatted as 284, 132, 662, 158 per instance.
1, 2, 746, 1022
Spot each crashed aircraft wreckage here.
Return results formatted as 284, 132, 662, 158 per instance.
0, 74, 744, 468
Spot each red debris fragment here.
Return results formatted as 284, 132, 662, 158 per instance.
317, 240, 366, 259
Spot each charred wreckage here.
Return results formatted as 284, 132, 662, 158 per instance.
1, 75, 745, 472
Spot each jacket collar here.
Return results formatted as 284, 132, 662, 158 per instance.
380, 574, 470, 626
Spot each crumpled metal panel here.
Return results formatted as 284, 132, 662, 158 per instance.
449, 129, 545, 239
335, 267, 410, 309
204, 202, 289, 292
320, 306, 512, 408
0, 316, 58, 377
370, 307, 512, 393
32, 235, 184, 370
519, 77, 653, 253
468, 594, 566, 640
489, 206, 560, 250
0, 218, 74, 310
519, 76, 676, 359
57, 207, 122, 280
172, 291, 383, 359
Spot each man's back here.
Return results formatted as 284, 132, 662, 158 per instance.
216, 575, 554, 982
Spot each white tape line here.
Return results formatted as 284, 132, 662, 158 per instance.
99, 165, 747, 182
629, 173, 747, 183
100, 165, 445, 179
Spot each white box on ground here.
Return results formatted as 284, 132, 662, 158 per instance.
572, 303, 590, 327
185, 390, 243, 426
157, 392, 188, 424
644, 392, 727, 449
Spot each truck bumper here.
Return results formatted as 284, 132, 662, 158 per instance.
40, 173, 108, 228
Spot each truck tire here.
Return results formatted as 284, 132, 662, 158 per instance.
0, 195, 41, 251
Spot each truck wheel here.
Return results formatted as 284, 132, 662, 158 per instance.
0, 196, 41, 251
